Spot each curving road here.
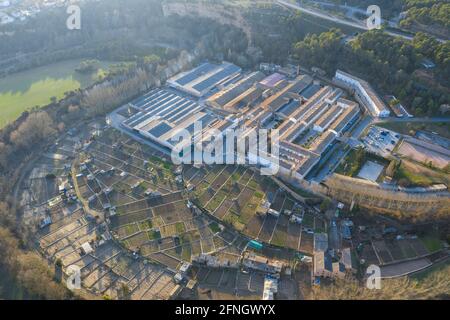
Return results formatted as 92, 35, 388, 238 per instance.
276, 0, 446, 42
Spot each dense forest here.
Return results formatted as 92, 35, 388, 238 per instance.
401, 0, 450, 36
293, 29, 450, 116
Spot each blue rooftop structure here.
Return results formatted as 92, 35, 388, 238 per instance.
168, 62, 242, 97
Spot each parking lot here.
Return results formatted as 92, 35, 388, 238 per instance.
362, 126, 400, 156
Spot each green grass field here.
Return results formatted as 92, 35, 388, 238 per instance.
0, 59, 114, 128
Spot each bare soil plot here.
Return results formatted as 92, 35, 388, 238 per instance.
258, 215, 278, 242
110, 209, 153, 229
410, 239, 429, 256
270, 215, 289, 248
150, 252, 181, 270
373, 240, 394, 265
215, 199, 233, 219
299, 231, 313, 253
398, 141, 449, 169
238, 169, 253, 185
361, 243, 380, 265
211, 172, 231, 191
244, 214, 265, 238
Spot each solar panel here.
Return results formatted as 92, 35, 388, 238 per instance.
175, 63, 218, 86
148, 122, 173, 138
193, 64, 241, 92
278, 100, 300, 117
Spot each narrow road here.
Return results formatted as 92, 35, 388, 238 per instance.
276, 0, 446, 42
374, 117, 450, 124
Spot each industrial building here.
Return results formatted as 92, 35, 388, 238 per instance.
242, 252, 283, 274
333, 70, 390, 118
206, 71, 265, 110
122, 88, 216, 150
119, 63, 365, 184
167, 62, 242, 97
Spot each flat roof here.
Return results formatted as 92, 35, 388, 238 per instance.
168, 62, 242, 97
260, 73, 286, 88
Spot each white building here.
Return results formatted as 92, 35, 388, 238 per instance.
333, 70, 390, 118
262, 276, 278, 300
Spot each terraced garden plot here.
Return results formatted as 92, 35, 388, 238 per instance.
206, 190, 227, 212
83, 265, 112, 289
189, 168, 208, 185
271, 193, 286, 212
40, 208, 84, 235
201, 237, 216, 254
244, 214, 265, 238
373, 241, 394, 265
258, 215, 279, 242
125, 232, 150, 249
160, 222, 186, 238
130, 269, 165, 300
158, 237, 177, 251
140, 242, 160, 256
40, 219, 85, 248
116, 199, 148, 214
137, 219, 154, 232
230, 166, 246, 182
92, 242, 122, 263
299, 231, 314, 253
80, 259, 102, 279
218, 229, 235, 243
111, 256, 143, 280
150, 252, 181, 270
398, 240, 417, 259
204, 269, 224, 286
232, 186, 254, 207
214, 199, 233, 219
417, 237, 439, 254
386, 240, 406, 261
181, 243, 192, 261
147, 191, 184, 206
183, 165, 198, 180
270, 215, 289, 248
226, 180, 244, 198
314, 217, 327, 233
212, 235, 227, 249
239, 170, 253, 185
80, 185, 95, 200
301, 214, 314, 229
361, 244, 380, 265
211, 171, 232, 191
71, 254, 96, 270
153, 202, 185, 225
96, 274, 120, 297
223, 212, 246, 232
114, 208, 153, 226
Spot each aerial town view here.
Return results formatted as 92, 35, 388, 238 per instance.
0, 0, 449, 309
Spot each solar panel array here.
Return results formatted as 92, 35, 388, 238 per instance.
192, 64, 241, 92
123, 89, 202, 129
175, 63, 217, 86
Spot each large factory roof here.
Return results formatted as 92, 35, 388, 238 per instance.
167, 62, 242, 97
